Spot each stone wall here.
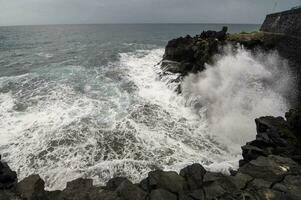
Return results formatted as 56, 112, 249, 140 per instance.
260, 7, 301, 37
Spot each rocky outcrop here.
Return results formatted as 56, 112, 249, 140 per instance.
162, 8, 301, 103
240, 109, 301, 166
1, 108, 301, 200
162, 27, 228, 75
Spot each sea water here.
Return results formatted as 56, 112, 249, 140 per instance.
0, 24, 293, 190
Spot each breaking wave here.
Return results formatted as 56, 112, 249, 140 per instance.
181, 46, 295, 152
0, 46, 294, 191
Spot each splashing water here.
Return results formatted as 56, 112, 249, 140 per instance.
181, 46, 295, 153
0, 43, 294, 190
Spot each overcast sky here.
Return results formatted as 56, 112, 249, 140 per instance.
0, 0, 300, 26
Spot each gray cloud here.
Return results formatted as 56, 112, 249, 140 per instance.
0, 0, 299, 26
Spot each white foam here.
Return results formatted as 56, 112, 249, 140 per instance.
0, 46, 294, 191
181, 46, 294, 153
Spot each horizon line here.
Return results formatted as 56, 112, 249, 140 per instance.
0, 22, 261, 28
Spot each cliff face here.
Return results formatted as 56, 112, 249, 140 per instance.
260, 7, 301, 37
260, 8, 301, 72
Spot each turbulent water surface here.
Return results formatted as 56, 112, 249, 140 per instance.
0, 24, 293, 190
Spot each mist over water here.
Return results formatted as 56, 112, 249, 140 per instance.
181, 46, 294, 153
0, 24, 295, 191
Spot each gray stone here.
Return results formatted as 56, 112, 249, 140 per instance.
17, 175, 47, 200
106, 177, 128, 191
148, 170, 185, 193
180, 163, 206, 190
149, 189, 177, 200
239, 155, 301, 183
116, 180, 146, 200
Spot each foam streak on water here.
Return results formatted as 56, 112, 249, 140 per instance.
0, 46, 293, 191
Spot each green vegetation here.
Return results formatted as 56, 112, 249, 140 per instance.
227, 31, 264, 42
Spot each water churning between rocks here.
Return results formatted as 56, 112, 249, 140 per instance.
0, 24, 294, 191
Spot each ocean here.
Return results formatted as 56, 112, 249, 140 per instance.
0, 24, 292, 190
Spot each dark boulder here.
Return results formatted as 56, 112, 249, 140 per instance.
240, 114, 301, 166
162, 27, 227, 75
202, 172, 238, 199
180, 163, 206, 190
200, 26, 228, 41
0, 157, 17, 190
185, 189, 205, 200
239, 155, 301, 183
286, 108, 301, 136
106, 177, 128, 191
53, 178, 120, 200
149, 189, 177, 200
65, 178, 93, 190
116, 179, 146, 200
148, 170, 186, 194
17, 175, 48, 200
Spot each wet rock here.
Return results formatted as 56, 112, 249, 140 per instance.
240, 114, 300, 165
0, 157, 17, 190
203, 172, 226, 183
239, 155, 301, 183
228, 172, 253, 190
0, 190, 19, 200
202, 172, 238, 199
162, 27, 227, 75
55, 178, 120, 200
149, 189, 177, 200
17, 175, 47, 200
272, 175, 301, 199
65, 178, 93, 190
161, 60, 184, 73
180, 163, 206, 190
116, 180, 146, 200
255, 116, 295, 146
163, 35, 194, 62
200, 26, 228, 41
106, 177, 128, 191
187, 189, 205, 200
286, 109, 301, 136
148, 170, 185, 194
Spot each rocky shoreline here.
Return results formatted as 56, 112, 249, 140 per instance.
1, 9, 301, 200
1, 108, 301, 200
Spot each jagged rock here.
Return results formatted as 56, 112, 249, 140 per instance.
149, 189, 177, 200
228, 172, 253, 190
202, 172, 238, 199
203, 172, 226, 183
247, 178, 272, 189
0, 159, 17, 190
200, 26, 228, 41
17, 175, 47, 200
106, 177, 128, 191
286, 109, 301, 136
240, 114, 300, 166
180, 163, 206, 190
162, 27, 226, 75
161, 60, 183, 73
54, 178, 120, 200
66, 178, 93, 190
0, 190, 19, 200
239, 155, 301, 183
187, 189, 205, 200
255, 116, 296, 146
148, 170, 185, 194
116, 180, 146, 200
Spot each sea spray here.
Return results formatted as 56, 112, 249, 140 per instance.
0, 47, 294, 191
181, 46, 295, 153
